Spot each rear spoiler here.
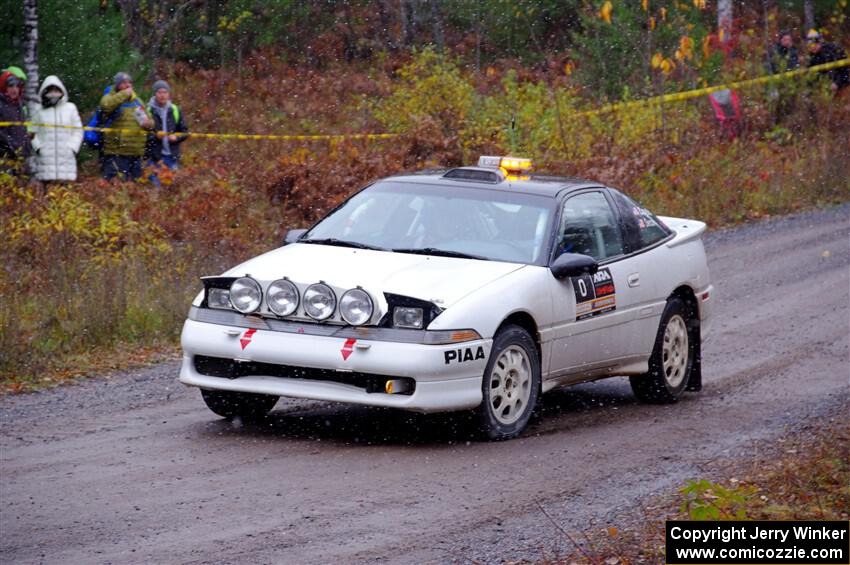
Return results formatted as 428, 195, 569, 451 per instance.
658, 216, 707, 248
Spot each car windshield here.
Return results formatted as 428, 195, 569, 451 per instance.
303, 181, 556, 264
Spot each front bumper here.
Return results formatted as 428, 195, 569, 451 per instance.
179, 318, 490, 413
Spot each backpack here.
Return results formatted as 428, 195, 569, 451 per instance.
83, 85, 117, 150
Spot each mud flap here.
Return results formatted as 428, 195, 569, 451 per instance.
686, 327, 702, 392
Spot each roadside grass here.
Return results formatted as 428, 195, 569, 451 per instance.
536, 415, 850, 564
0, 340, 180, 394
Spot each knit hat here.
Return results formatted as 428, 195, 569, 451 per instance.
151, 80, 171, 93
113, 72, 132, 87
4, 66, 27, 81
806, 29, 822, 42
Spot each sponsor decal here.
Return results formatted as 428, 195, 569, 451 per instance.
444, 346, 486, 365
239, 328, 257, 350
572, 267, 617, 321
341, 338, 357, 361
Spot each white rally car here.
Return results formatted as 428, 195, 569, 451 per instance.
180, 156, 713, 439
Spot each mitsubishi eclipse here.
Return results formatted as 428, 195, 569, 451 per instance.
179, 156, 714, 439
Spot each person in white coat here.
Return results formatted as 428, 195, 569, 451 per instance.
31, 75, 82, 182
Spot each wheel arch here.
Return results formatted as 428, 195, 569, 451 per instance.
495, 311, 541, 360
670, 285, 698, 316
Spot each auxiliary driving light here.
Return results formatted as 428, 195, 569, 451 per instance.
340, 288, 373, 326
267, 278, 299, 316
303, 283, 336, 320
229, 277, 262, 314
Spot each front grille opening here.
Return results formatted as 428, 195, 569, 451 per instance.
193, 355, 415, 395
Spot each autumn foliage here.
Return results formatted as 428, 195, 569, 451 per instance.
1, 31, 849, 388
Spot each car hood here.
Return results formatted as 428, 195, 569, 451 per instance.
222, 243, 526, 308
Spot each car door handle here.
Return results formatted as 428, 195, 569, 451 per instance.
627, 273, 640, 287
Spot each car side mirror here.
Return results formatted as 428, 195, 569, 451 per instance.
550, 253, 598, 280
283, 228, 307, 246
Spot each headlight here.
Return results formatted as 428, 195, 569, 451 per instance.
207, 288, 231, 310
340, 288, 373, 326
229, 277, 262, 314
267, 279, 299, 316
303, 283, 336, 320
393, 306, 423, 329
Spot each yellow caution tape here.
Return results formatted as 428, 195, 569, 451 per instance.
575, 58, 849, 118
1, 59, 847, 135
0, 121, 399, 141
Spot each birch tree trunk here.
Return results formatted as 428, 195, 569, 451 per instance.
803, 0, 815, 33
717, 0, 733, 44
23, 0, 39, 117
430, 1, 445, 52
400, 0, 412, 47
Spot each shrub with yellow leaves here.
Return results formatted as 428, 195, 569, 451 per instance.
599, 1, 613, 24
370, 47, 475, 141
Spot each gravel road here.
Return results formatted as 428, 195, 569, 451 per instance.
2, 204, 848, 565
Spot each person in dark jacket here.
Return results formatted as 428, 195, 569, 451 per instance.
766, 30, 801, 123
767, 30, 799, 74
0, 70, 29, 176
145, 80, 188, 187
2, 66, 29, 121
806, 30, 849, 92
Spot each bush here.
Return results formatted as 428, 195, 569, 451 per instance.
0, 180, 188, 381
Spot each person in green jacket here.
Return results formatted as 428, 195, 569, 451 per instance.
100, 72, 153, 181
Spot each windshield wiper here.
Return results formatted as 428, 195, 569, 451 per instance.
299, 238, 388, 251
392, 247, 490, 260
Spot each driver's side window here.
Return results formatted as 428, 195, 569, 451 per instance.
557, 192, 624, 261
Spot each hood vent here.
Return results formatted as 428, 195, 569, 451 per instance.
442, 167, 503, 184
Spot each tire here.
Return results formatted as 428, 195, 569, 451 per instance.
630, 297, 696, 403
200, 389, 279, 420
475, 325, 541, 440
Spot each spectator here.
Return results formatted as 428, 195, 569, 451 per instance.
100, 72, 153, 181
31, 75, 83, 183
2, 66, 29, 118
767, 30, 800, 123
806, 30, 849, 93
0, 70, 29, 176
767, 30, 799, 74
145, 80, 188, 187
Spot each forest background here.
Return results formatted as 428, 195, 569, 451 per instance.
1, 0, 848, 389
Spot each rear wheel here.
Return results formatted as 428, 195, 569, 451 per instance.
630, 297, 696, 403
476, 325, 540, 440
201, 389, 279, 420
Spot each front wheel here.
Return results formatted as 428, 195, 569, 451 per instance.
475, 325, 541, 440
200, 389, 279, 420
630, 297, 696, 403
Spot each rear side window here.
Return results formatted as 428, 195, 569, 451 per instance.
611, 191, 671, 250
